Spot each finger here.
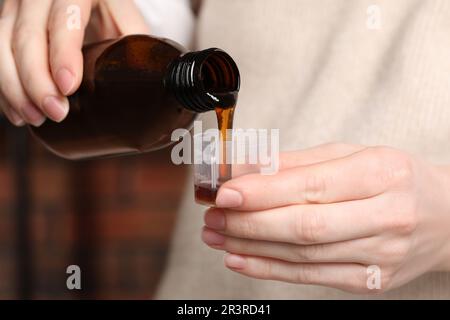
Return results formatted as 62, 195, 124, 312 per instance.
0, 0, 46, 126
217, 146, 404, 210
203, 228, 376, 264
13, 0, 70, 122
280, 143, 366, 170
0, 94, 25, 126
104, 0, 150, 34
0, 0, 18, 17
48, 0, 92, 95
232, 143, 366, 178
87, 0, 120, 40
205, 195, 389, 244
224, 254, 377, 294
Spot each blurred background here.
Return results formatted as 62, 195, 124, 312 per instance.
0, 115, 187, 299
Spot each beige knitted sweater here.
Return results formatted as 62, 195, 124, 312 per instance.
156, 0, 450, 299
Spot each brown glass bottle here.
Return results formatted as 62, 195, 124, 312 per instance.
30, 35, 240, 160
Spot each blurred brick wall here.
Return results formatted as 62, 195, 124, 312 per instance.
0, 118, 187, 299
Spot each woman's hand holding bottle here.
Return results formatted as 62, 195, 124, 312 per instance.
0, 0, 149, 127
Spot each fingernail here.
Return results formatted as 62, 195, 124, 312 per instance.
42, 96, 69, 122
224, 254, 246, 270
202, 228, 225, 246
9, 109, 25, 126
216, 188, 243, 208
204, 208, 226, 230
22, 104, 46, 127
56, 68, 75, 95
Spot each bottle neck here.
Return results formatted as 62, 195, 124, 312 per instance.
164, 48, 240, 113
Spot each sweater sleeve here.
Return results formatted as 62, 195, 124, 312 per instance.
134, 0, 195, 49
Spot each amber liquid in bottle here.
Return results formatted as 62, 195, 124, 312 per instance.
28, 35, 240, 206
30, 35, 240, 163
